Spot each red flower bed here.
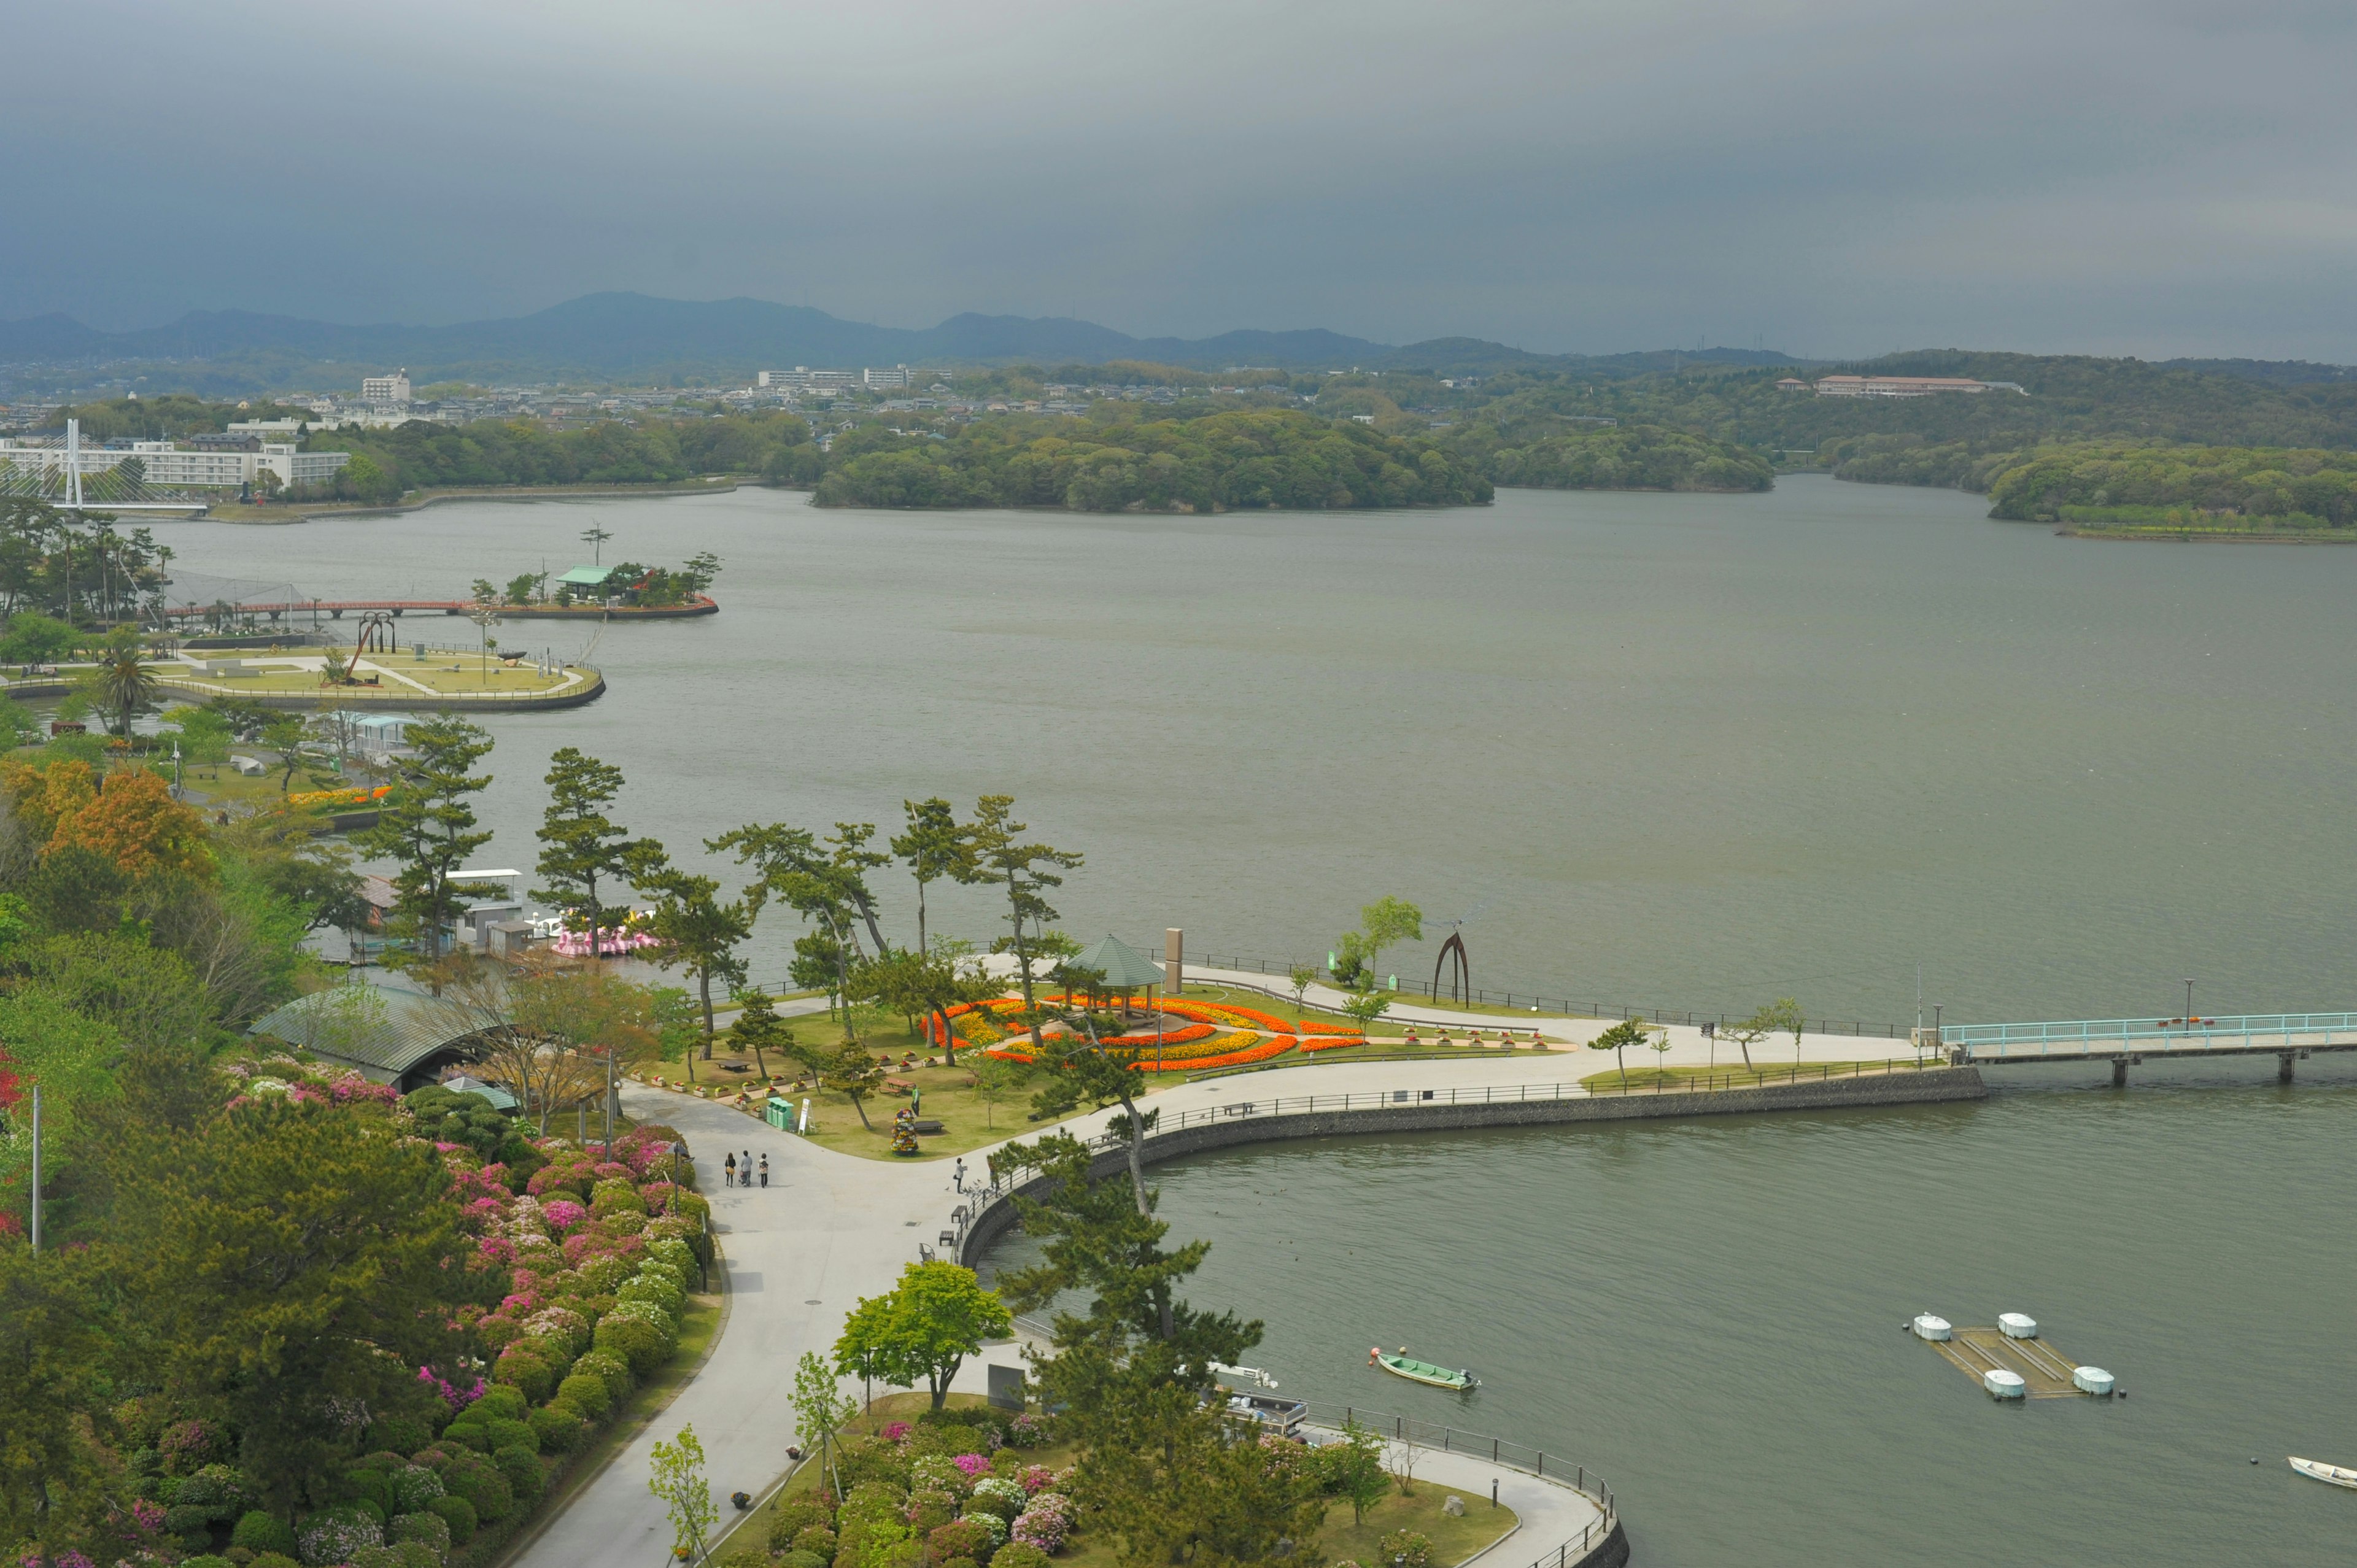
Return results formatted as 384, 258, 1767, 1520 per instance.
1298, 1036, 1364, 1052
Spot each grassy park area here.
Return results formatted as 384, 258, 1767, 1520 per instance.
152, 651, 589, 701
1579, 1059, 1923, 1094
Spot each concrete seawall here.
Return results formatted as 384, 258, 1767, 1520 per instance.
960, 1066, 1986, 1265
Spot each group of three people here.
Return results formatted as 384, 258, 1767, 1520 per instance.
721, 1149, 770, 1188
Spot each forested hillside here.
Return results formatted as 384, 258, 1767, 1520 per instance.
811, 409, 1490, 511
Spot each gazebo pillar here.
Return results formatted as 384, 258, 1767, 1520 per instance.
1166, 928, 1184, 995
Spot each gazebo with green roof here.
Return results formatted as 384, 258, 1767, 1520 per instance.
1067, 932, 1166, 1016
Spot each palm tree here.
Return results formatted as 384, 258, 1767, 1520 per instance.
93, 635, 158, 737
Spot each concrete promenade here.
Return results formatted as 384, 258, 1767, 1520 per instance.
516, 970, 1913, 1568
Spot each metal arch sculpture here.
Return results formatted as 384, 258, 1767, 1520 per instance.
355, 611, 397, 655
1433, 932, 1471, 1006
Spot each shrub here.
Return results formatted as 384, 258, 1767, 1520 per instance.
617, 1273, 685, 1316
958, 1510, 1005, 1550
233, 1512, 298, 1558
492, 1445, 544, 1498
427, 1493, 477, 1544
719, 1552, 770, 1568
768, 1500, 835, 1551
836, 1481, 914, 1568
1008, 1497, 1069, 1553
990, 1545, 1050, 1568
161, 1418, 226, 1475
252, 1555, 303, 1568
792, 1525, 839, 1562
1379, 1531, 1433, 1568
572, 1348, 636, 1400
368, 1413, 435, 1455
166, 1503, 217, 1537
592, 1312, 671, 1375
394, 1542, 441, 1568
591, 1178, 648, 1218
349, 1551, 404, 1568
1003, 1414, 1055, 1450
297, 1502, 384, 1566
389, 1510, 452, 1556
556, 1373, 613, 1419
181, 1556, 233, 1568
908, 1488, 958, 1532
939, 1558, 980, 1568
908, 1456, 967, 1498
389, 1465, 446, 1514
471, 1384, 528, 1423
781, 1552, 827, 1568
836, 1439, 913, 1491
492, 1345, 559, 1402
482, 1417, 540, 1455
964, 1479, 1023, 1523
439, 1421, 491, 1453
528, 1400, 590, 1453
341, 1469, 393, 1513
929, 1520, 992, 1563
440, 1454, 516, 1523
179, 1464, 255, 1520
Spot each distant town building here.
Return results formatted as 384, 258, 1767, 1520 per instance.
0, 438, 349, 490
1775, 377, 1808, 392
1808, 375, 2018, 398
864, 366, 910, 388
361, 369, 412, 406
757, 367, 858, 392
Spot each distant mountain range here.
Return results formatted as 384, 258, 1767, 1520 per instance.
0, 293, 1821, 393
1, 293, 2347, 397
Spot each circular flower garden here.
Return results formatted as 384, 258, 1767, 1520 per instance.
927, 996, 1364, 1072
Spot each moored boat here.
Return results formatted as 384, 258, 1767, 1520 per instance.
2290, 1457, 2357, 1490
1371, 1346, 1479, 1391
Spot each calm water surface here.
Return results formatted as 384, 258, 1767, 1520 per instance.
158, 476, 2357, 1024
981, 1076, 2357, 1568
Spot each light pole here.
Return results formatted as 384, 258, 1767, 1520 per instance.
2184, 978, 2195, 1025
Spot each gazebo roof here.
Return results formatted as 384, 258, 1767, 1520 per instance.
1070, 933, 1165, 991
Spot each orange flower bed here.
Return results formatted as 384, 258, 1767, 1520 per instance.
1107, 1023, 1215, 1046
1298, 1035, 1364, 1052
1134, 1035, 1294, 1072
1295, 1019, 1360, 1036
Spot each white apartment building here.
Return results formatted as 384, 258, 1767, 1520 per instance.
361, 369, 412, 405
757, 367, 858, 392
1810, 375, 1991, 398
863, 365, 910, 388
0, 438, 350, 490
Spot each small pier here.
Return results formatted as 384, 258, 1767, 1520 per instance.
1927, 1326, 2103, 1399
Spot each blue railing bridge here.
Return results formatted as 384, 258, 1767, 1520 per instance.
1940, 1011, 2357, 1083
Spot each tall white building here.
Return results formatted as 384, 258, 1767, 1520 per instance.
361, 369, 412, 406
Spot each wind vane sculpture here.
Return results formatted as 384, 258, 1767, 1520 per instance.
1431, 902, 1488, 1005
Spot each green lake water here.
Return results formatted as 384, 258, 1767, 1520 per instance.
980, 1073, 2357, 1568
163, 475, 2357, 1026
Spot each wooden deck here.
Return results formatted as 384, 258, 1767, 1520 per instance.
1929, 1327, 2095, 1397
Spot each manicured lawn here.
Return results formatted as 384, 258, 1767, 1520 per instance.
1577, 1059, 1918, 1093
1318, 1482, 1517, 1568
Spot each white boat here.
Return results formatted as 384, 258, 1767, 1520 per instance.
2289, 1457, 2357, 1490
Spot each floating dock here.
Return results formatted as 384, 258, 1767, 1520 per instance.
1926, 1324, 2108, 1399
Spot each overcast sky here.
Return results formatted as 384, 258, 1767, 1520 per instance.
6, 0, 2353, 359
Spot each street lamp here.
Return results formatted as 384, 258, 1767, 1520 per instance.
2184, 978, 2195, 1025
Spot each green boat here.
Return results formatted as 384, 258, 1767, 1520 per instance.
1372, 1348, 1479, 1391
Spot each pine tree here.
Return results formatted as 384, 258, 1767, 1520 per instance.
355, 713, 493, 964
532, 747, 644, 961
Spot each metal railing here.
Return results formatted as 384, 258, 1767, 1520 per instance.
1945, 1011, 2357, 1058
1183, 952, 1912, 1039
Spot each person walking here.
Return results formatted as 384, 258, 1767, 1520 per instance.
952, 1157, 966, 1194
757, 1154, 770, 1188
724, 1151, 738, 1186
741, 1150, 753, 1187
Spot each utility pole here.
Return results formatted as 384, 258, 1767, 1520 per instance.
2184, 978, 2195, 1024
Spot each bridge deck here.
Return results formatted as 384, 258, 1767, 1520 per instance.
1945, 1011, 2357, 1063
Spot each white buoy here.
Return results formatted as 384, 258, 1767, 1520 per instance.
1912, 1314, 1953, 1342
2072, 1365, 2116, 1396
1983, 1369, 2027, 1399
1999, 1312, 2039, 1340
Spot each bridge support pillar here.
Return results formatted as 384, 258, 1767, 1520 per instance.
2111, 1058, 2129, 1087
2279, 1051, 2296, 1084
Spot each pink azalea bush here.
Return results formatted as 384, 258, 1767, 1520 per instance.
1011, 1493, 1074, 1553
952, 1454, 992, 1478
1018, 1465, 1056, 1495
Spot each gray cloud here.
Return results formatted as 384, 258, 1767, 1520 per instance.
4, 0, 2352, 358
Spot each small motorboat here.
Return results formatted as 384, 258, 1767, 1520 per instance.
1371, 1345, 1478, 1391
2290, 1457, 2357, 1490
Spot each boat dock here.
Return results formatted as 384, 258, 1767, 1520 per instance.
1926, 1326, 2105, 1399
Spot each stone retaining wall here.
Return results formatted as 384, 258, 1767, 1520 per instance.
959, 1067, 1985, 1265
